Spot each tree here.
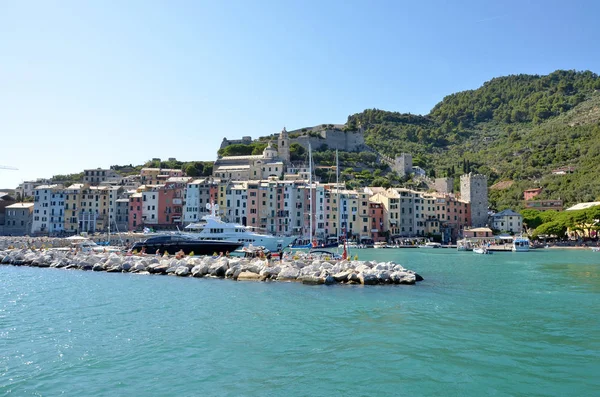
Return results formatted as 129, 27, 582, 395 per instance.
533, 220, 567, 239
185, 164, 198, 177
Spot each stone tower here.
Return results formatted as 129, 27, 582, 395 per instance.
460, 173, 489, 227
278, 127, 291, 163
394, 153, 413, 176
434, 177, 454, 194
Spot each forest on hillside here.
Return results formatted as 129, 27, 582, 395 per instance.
346, 70, 600, 210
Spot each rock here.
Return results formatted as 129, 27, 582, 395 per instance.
225, 268, 236, 278
190, 263, 210, 277
166, 266, 178, 275
92, 263, 105, 272
148, 262, 169, 274
276, 267, 300, 281
347, 273, 359, 283
209, 262, 228, 278
324, 275, 336, 285
376, 271, 391, 283
260, 266, 281, 278
237, 271, 265, 281
358, 273, 379, 285
332, 271, 351, 282
175, 266, 190, 277
300, 275, 324, 285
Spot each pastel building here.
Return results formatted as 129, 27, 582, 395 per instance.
3, 203, 34, 236
142, 186, 161, 226
140, 168, 184, 186
32, 185, 64, 235
183, 179, 215, 223
64, 184, 85, 233
128, 192, 143, 231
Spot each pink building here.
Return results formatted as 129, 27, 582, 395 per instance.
128, 193, 143, 231
369, 202, 385, 242
157, 180, 188, 228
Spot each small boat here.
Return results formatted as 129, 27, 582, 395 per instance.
473, 247, 492, 254
591, 247, 600, 252
374, 242, 388, 249
512, 236, 530, 252
418, 242, 441, 249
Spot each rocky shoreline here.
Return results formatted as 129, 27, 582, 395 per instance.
0, 248, 423, 286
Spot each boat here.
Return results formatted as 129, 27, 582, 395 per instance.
591, 247, 600, 252
183, 203, 296, 253
374, 242, 388, 249
130, 234, 242, 256
473, 247, 492, 254
512, 235, 530, 252
418, 242, 441, 249
457, 239, 473, 251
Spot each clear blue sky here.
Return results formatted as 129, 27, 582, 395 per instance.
1, 0, 599, 189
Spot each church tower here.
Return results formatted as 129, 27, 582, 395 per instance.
278, 127, 291, 163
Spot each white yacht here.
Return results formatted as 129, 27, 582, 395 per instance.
512, 236, 530, 252
183, 204, 296, 253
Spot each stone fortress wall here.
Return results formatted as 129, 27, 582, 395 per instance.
220, 125, 366, 153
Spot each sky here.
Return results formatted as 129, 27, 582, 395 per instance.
1, 0, 599, 189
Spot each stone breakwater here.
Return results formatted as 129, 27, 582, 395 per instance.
0, 249, 423, 286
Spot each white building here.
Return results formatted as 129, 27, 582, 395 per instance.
225, 182, 248, 224
183, 179, 214, 223
142, 186, 161, 225
492, 209, 523, 234
32, 185, 64, 235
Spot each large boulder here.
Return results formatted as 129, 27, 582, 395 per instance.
237, 271, 265, 281
332, 271, 351, 282
209, 261, 229, 278
148, 262, 169, 274
191, 263, 210, 277
276, 267, 300, 281
390, 271, 416, 285
175, 266, 190, 277
260, 266, 281, 279
358, 272, 379, 285
92, 263, 105, 272
300, 275, 324, 285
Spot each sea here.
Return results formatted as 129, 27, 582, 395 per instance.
1, 248, 599, 396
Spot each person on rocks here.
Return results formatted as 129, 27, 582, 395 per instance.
155, 249, 161, 256
225, 251, 230, 258
140, 246, 146, 256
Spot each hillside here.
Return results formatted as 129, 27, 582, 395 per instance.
346, 70, 600, 209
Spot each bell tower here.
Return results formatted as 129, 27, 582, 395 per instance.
278, 127, 291, 163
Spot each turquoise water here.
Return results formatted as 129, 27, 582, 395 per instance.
1, 249, 599, 396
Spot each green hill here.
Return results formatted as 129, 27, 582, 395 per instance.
346, 70, 600, 210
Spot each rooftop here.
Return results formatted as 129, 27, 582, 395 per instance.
6, 202, 34, 208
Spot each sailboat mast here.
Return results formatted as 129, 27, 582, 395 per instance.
336, 149, 340, 242
308, 142, 313, 243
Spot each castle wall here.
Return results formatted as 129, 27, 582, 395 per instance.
291, 130, 365, 152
